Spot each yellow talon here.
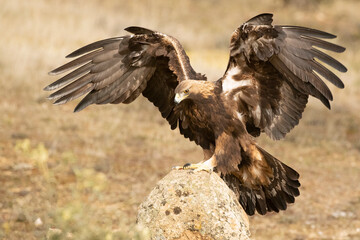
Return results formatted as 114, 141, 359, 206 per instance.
172, 157, 215, 173
172, 162, 203, 170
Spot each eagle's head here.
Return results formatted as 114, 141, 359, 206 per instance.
174, 80, 214, 104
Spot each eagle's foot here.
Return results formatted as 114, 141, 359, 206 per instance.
183, 162, 204, 170
173, 156, 216, 172
183, 157, 216, 173
172, 161, 204, 170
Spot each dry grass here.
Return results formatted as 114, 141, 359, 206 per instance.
0, 0, 360, 239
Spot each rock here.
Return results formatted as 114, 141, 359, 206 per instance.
137, 170, 251, 240
15, 212, 27, 222
34, 217, 43, 227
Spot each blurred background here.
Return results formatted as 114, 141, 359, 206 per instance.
0, 0, 359, 239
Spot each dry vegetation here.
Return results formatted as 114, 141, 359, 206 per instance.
0, 0, 360, 239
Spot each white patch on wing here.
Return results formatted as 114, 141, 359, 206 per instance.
222, 67, 251, 93
252, 105, 261, 126
264, 108, 273, 120
236, 111, 245, 122
226, 66, 242, 77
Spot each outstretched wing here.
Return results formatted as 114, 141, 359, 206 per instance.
221, 13, 347, 140
45, 27, 210, 147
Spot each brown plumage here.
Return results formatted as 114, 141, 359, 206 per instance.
45, 13, 346, 215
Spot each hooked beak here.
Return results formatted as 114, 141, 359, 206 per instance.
174, 93, 187, 104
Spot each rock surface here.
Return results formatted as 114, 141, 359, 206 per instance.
137, 170, 251, 240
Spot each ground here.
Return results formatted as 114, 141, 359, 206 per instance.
0, 0, 360, 239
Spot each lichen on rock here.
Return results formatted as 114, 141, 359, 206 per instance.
137, 170, 251, 240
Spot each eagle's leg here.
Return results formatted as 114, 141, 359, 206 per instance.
194, 156, 216, 172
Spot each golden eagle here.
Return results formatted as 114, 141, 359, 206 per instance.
45, 13, 346, 215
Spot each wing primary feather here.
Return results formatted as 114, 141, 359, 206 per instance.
44, 62, 93, 91
49, 49, 103, 75
53, 83, 94, 105
47, 74, 93, 100
270, 57, 331, 109
280, 26, 337, 39
283, 44, 347, 73
311, 48, 347, 72
65, 37, 122, 58
74, 93, 95, 112
311, 61, 345, 88
276, 53, 333, 100
301, 35, 345, 53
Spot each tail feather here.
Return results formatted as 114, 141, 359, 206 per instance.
221, 145, 300, 215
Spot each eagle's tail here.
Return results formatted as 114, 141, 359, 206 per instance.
221, 145, 300, 215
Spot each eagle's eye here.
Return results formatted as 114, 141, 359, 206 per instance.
184, 89, 189, 94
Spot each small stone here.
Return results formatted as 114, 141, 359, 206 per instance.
66, 232, 74, 239
34, 217, 43, 227
16, 213, 27, 222
11, 133, 28, 139
18, 189, 31, 196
